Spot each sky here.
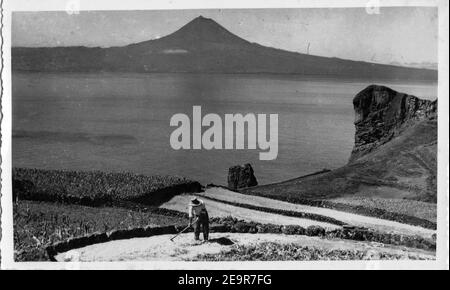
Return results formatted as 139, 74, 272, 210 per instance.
12, 7, 438, 66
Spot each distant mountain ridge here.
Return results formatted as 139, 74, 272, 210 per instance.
389, 61, 438, 70
12, 16, 437, 81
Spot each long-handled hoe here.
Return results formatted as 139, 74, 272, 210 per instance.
170, 218, 198, 242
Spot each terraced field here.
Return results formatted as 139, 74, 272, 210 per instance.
170, 187, 435, 238
14, 169, 436, 262
160, 194, 340, 229
56, 233, 435, 262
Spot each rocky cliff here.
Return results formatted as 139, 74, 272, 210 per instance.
243, 85, 438, 203
350, 85, 437, 162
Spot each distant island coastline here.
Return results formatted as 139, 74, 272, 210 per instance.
12, 16, 437, 82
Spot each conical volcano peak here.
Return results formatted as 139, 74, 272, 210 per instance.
167, 15, 250, 45
187, 15, 220, 26
192, 15, 213, 21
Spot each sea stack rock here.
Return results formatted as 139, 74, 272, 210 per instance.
228, 164, 258, 190
350, 85, 437, 162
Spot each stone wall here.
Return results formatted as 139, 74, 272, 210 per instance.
46, 218, 436, 261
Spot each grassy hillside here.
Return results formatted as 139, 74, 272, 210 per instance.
242, 119, 437, 225
243, 119, 436, 202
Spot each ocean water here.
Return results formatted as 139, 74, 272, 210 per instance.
12, 72, 437, 185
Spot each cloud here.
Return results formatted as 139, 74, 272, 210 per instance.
162, 49, 189, 54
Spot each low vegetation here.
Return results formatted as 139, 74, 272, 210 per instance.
329, 196, 437, 223
12, 167, 436, 262
193, 242, 432, 261
13, 168, 201, 206
12, 168, 201, 261
14, 200, 186, 261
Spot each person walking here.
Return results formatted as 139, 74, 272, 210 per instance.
188, 197, 209, 241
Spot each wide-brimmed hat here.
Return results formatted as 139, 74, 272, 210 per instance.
190, 197, 201, 205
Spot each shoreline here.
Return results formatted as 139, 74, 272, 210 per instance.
11, 70, 439, 84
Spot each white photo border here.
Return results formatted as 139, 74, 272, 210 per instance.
1, 0, 448, 270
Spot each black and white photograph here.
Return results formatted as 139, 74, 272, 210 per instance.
0, 0, 448, 271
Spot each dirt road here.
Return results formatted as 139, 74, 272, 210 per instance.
55, 232, 435, 262
193, 187, 435, 237
160, 194, 340, 229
